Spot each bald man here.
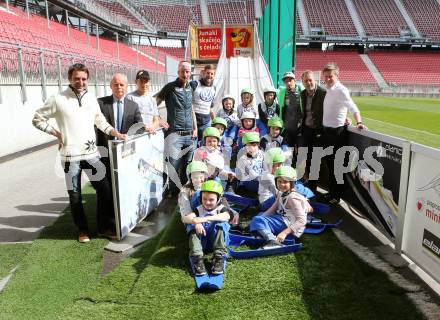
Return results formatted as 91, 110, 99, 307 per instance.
95, 73, 143, 237
157, 61, 198, 197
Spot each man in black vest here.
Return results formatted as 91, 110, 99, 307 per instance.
299, 70, 326, 192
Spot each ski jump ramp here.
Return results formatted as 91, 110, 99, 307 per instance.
212, 23, 274, 113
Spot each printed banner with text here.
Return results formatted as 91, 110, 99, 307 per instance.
402, 150, 440, 282
197, 25, 253, 59
110, 132, 164, 240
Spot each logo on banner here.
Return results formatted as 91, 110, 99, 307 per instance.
422, 229, 440, 261
417, 173, 440, 197
416, 197, 425, 212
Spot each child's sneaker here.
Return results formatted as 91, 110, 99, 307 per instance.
211, 254, 225, 275
262, 239, 282, 249
192, 256, 207, 276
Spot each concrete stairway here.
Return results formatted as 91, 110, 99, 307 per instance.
360, 54, 388, 89
344, 0, 366, 38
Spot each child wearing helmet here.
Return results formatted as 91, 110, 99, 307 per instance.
192, 127, 235, 182
250, 166, 312, 248
211, 117, 228, 147
182, 180, 233, 275
179, 161, 209, 222
258, 148, 286, 211
193, 127, 223, 161
260, 116, 287, 151
237, 88, 258, 120
235, 132, 265, 193
258, 86, 280, 126
237, 110, 259, 137
216, 94, 239, 142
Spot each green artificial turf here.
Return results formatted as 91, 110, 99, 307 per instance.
0, 185, 109, 320
0, 243, 30, 279
58, 213, 426, 320
353, 96, 440, 148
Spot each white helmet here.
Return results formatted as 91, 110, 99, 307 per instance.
263, 85, 277, 95
222, 94, 235, 105
240, 111, 256, 120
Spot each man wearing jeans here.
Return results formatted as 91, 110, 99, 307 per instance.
157, 61, 197, 197
32, 63, 127, 243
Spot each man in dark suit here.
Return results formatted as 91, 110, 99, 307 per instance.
96, 73, 144, 238
299, 70, 326, 192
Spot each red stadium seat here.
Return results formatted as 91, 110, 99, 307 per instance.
352, 0, 408, 38
368, 51, 440, 85
0, 7, 164, 73
302, 0, 357, 36
401, 0, 440, 41
296, 49, 376, 84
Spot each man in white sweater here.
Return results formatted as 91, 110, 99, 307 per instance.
32, 63, 127, 243
321, 63, 367, 205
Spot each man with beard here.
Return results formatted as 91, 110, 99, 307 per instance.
191, 65, 216, 142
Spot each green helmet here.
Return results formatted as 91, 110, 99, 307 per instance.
203, 127, 221, 141
200, 180, 223, 198
241, 87, 253, 95
265, 148, 286, 164
242, 132, 260, 145
274, 166, 297, 181
212, 117, 227, 129
268, 116, 283, 129
186, 161, 208, 179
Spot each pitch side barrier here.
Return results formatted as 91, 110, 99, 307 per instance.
344, 127, 440, 285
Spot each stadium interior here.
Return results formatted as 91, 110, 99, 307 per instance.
1, 0, 439, 90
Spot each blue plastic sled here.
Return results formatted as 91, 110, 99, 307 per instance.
189, 256, 226, 290
227, 232, 303, 259
228, 243, 303, 259
229, 232, 295, 246
310, 202, 331, 214
223, 192, 259, 207
305, 219, 343, 234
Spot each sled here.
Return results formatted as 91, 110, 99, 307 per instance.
227, 232, 302, 259
189, 256, 227, 290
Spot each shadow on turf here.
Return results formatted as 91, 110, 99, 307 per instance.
34, 192, 100, 241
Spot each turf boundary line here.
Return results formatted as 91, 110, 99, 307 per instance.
333, 229, 440, 320
363, 117, 440, 138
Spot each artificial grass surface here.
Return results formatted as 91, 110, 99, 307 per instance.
59, 213, 425, 320
0, 243, 30, 279
0, 185, 109, 320
353, 96, 440, 148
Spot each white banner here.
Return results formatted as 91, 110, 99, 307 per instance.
402, 148, 440, 282
110, 131, 164, 239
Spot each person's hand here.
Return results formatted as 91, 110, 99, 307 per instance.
231, 213, 240, 225
356, 123, 368, 130
51, 129, 64, 150
195, 223, 206, 236
228, 172, 236, 180
144, 125, 156, 134
192, 129, 198, 138
159, 119, 169, 129
344, 118, 352, 126
116, 132, 129, 141
276, 229, 290, 243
